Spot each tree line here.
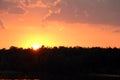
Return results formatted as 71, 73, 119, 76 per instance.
0, 46, 120, 78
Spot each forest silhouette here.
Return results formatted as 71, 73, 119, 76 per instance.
0, 46, 120, 79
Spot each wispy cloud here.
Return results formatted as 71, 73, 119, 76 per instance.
21, 0, 47, 8
43, 8, 61, 21
45, 0, 120, 26
113, 30, 120, 33
0, 0, 26, 14
1, 0, 120, 27
0, 20, 5, 29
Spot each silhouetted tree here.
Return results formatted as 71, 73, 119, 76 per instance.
0, 46, 120, 78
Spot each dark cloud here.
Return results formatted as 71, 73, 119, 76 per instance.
23, 0, 38, 6
0, 0, 26, 14
23, 0, 29, 6
0, 0, 15, 10
1, 0, 120, 26
113, 30, 120, 33
8, 7, 26, 14
42, 0, 57, 5
0, 20, 5, 29
46, 0, 120, 26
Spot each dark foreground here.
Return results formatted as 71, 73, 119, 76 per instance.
0, 73, 120, 80
0, 46, 120, 80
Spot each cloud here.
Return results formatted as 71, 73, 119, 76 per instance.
113, 30, 120, 33
0, 0, 26, 14
41, 0, 62, 21
0, 20, 5, 29
21, 0, 47, 8
44, 0, 120, 26
0, 0, 57, 14
8, 7, 25, 14
1, 0, 120, 27
42, 0, 61, 6
43, 8, 61, 21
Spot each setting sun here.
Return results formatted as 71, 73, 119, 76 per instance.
32, 44, 42, 50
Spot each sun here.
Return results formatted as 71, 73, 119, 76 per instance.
32, 43, 42, 50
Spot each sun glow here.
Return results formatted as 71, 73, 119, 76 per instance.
32, 43, 42, 50
20, 33, 60, 49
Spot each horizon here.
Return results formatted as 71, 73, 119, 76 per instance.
0, 0, 120, 49
0, 45, 120, 50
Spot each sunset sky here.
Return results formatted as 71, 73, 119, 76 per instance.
0, 0, 120, 49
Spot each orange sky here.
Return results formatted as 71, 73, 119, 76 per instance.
0, 0, 120, 49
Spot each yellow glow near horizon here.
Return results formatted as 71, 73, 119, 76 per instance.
32, 43, 42, 50
1, 21, 120, 49
19, 33, 59, 49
